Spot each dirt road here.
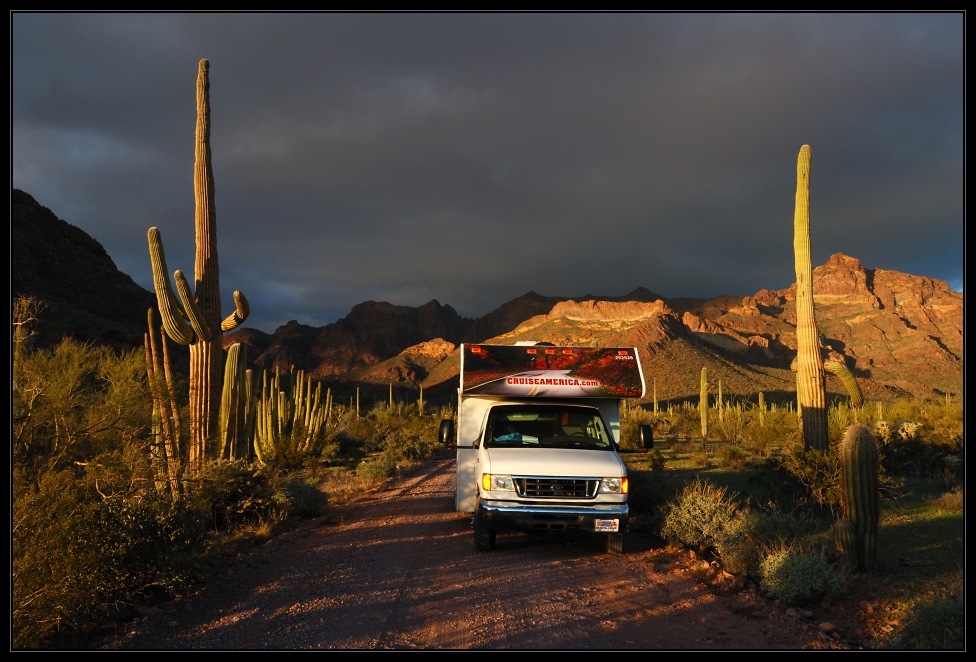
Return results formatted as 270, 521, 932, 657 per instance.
100, 458, 826, 649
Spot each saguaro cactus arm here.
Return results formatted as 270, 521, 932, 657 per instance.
148, 227, 196, 345
221, 290, 251, 331
174, 270, 212, 342
824, 361, 864, 408
790, 357, 864, 408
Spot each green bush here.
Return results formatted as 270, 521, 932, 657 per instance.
14, 476, 206, 648
758, 548, 844, 605
620, 405, 657, 450
276, 477, 328, 518
357, 456, 398, 479
875, 594, 965, 650
191, 460, 277, 530
647, 449, 667, 471
715, 509, 826, 577
716, 444, 749, 470
691, 447, 711, 468
661, 478, 744, 552
931, 486, 963, 512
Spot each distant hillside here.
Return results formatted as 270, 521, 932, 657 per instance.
13, 188, 961, 402
330, 255, 962, 402
12, 189, 159, 353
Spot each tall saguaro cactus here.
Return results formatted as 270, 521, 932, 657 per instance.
793, 144, 828, 451
148, 60, 250, 474
699, 367, 708, 440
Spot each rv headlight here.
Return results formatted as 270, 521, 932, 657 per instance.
482, 474, 515, 491
600, 477, 628, 494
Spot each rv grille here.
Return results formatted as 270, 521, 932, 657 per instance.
514, 477, 598, 498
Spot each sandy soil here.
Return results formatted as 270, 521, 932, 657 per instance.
98, 458, 851, 649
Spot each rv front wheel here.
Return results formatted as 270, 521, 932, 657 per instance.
606, 532, 625, 554
474, 510, 496, 551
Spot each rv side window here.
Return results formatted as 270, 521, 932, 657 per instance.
484, 405, 613, 450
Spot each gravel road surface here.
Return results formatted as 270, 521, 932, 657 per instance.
100, 458, 831, 649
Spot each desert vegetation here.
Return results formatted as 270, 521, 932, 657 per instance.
12, 297, 451, 648
620, 386, 964, 649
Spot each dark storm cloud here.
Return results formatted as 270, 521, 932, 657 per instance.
13, 13, 963, 333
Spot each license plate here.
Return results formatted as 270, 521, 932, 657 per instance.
595, 519, 619, 532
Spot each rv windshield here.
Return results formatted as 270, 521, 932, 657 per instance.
484, 405, 614, 450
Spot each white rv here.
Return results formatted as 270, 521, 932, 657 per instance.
439, 343, 651, 554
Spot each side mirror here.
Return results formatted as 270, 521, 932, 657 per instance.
439, 419, 455, 445
638, 424, 653, 450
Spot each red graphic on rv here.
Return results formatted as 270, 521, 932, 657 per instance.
461, 344, 645, 398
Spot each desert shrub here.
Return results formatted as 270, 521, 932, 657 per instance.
691, 447, 711, 468
716, 444, 749, 470
357, 456, 398, 479
769, 443, 843, 514
661, 479, 744, 552
13, 338, 151, 478
715, 508, 826, 577
191, 460, 277, 530
717, 403, 746, 446
14, 475, 206, 648
880, 435, 957, 480
275, 477, 328, 518
931, 486, 963, 512
742, 418, 777, 458
758, 548, 844, 606
620, 405, 659, 450
671, 402, 703, 440
383, 422, 440, 462
647, 449, 667, 471
875, 593, 965, 650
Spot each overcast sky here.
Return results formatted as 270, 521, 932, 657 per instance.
13, 13, 963, 333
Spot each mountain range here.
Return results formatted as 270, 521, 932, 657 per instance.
12, 188, 962, 403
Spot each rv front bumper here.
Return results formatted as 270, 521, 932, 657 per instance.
479, 500, 629, 533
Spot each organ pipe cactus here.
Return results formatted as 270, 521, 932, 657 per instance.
253, 365, 329, 467
792, 144, 829, 451
146, 60, 250, 474
838, 424, 879, 572
700, 367, 708, 440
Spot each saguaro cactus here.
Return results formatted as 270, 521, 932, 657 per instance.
793, 144, 828, 451
838, 424, 879, 571
144, 308, 182, 496
700, 367, 708, 439
147, 60, 250, 474
219, 343, 253, 461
